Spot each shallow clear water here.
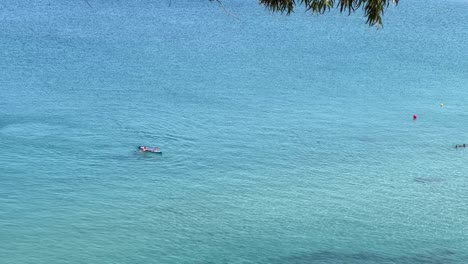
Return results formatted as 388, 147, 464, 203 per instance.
1, 0, 468, 263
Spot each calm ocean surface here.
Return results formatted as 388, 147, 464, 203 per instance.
1, 0, 468, 263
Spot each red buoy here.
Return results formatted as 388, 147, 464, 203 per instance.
413, 114, 418, 120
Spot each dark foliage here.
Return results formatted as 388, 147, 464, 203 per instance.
259, 0, 399, 27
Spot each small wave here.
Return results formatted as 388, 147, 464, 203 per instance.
414, 177, 446, 184
0, 122, 65, 139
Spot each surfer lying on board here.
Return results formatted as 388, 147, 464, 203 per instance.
138, 146, 161, 153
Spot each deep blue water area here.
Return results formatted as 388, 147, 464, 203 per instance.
1, 0, 468, 263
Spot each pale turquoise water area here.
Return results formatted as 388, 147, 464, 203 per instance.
1, 0, 468, 263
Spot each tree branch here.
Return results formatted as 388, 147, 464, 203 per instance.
84, 0, 92, 8
210, 0, 241, 21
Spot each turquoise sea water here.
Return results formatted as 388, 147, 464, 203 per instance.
1, 0, 468, 263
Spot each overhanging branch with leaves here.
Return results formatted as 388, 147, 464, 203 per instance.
258, 0, 399, 27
